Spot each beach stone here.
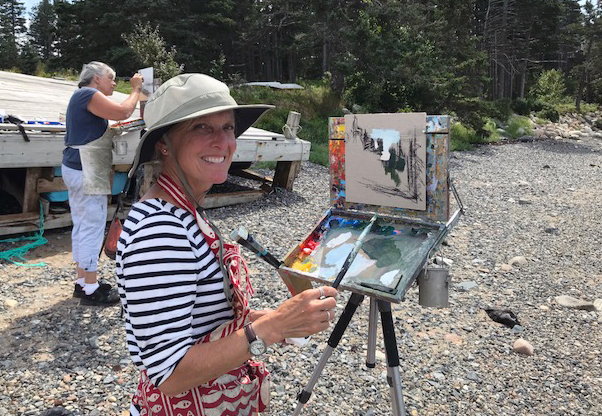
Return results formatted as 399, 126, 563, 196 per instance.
554, 295, 596, 311
513, 339, 534, 356
457, 281, 478, 292
508, 256, 528, 267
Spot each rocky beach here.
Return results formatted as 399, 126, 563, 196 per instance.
0, 123, 601, 415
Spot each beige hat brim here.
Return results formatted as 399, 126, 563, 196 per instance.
128, 103, 273, 178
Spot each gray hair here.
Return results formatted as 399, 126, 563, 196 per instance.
78, 61, 116, 88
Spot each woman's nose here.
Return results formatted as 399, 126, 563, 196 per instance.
212, 129, 234, 147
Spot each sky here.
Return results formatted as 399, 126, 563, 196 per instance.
23, 0, 37, 14
20, 0, 593, 15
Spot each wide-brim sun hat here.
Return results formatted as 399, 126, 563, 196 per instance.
128, 73, 274, 177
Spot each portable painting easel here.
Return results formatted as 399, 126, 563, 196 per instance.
277, 113, 463, 415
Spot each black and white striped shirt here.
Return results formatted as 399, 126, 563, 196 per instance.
116, 198, 234, 387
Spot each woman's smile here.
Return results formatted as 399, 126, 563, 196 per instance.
202, 156, 226, 164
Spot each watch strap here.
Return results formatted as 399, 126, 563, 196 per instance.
244, 323, 257, 343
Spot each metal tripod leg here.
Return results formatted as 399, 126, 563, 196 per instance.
378, 300, 406, 416
366, 297, 378, 368
292, 293, 365, 416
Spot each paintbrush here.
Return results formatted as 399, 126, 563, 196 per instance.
331, 214, 378, 289
230, 226, 282, 269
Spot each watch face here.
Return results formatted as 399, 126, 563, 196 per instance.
250, 340, 267, 356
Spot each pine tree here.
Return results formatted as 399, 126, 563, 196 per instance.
0, 0, 27, 69
29, 0, 57, 61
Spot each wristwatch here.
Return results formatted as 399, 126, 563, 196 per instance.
244, 323, 267, 356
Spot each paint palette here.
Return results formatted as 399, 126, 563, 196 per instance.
278, 114, 457, 302
279, 209, 445, 302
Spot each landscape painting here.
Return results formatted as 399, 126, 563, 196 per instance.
344, 113, 427, 210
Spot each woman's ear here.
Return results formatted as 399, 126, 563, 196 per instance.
156, 140, 168, 156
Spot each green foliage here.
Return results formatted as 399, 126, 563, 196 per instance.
252, 161, 277, 170
535, 106, 560, 122
481, 118, 502, 142
28, 0, 56, 61
511, 97, 546, 115
504, 115, 534, 139
0, 0, 27, 69
18, 41, 40, 75
309, 143, 330, 166
529, 69, 567, 105
232, 81, 340, 146
453, 98, 492, 138
114, 79, 133, 94
228, 82, 342, 166
122, 22, 184, 82
450, 122, 479, 151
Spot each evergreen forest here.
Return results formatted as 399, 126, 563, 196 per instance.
1, 0, 602, 156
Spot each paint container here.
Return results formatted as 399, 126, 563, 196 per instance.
418, 266, 450, 308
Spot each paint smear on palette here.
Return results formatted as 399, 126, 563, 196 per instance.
326, 232, 353, 248
291, 215, 436, 292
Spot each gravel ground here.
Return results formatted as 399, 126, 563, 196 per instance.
0, 134, 601, 416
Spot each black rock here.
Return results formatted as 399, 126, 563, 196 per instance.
483, 307, 521, 328
40, 407, 74, 416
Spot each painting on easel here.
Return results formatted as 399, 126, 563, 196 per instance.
344, 113, 427, 210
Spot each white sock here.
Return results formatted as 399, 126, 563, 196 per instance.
76, 278, 85, 287
84, 282, 100, 295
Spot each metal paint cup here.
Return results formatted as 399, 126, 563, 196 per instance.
418, 267, 450, 308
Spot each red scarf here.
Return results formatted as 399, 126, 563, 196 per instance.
130, 173, 269, 415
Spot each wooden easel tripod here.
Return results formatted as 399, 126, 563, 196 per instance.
292, 293, 407, 416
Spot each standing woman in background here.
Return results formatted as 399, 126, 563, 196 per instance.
62, 61, 143, 306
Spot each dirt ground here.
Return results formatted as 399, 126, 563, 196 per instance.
0, 227, 115, 329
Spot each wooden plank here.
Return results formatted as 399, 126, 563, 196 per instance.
113, 164, 132, 172
233, 139, 311, 163
0, 131, 310, 168
37, 176, 67, 193
273, 160, 301, 191
230, 168, 273, 183
0, 204, 119, 237
201, 190, 266, 209
0, 129, 142, 168
22, 167, 42, 212
0, 211, 38, 227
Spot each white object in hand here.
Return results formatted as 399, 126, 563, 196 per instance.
285, 336, 311, 347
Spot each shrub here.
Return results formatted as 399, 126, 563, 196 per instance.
504, 115, 533, 139
451, 121, 478, 150
536, 107, 560, 122
482, 117, 502, 142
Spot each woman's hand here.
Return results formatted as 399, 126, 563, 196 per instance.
252, 286, 338, 345
130, 73, 143, 92
88, 72, 145, 120
248, 309, 270, 322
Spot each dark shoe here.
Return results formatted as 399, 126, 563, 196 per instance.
79, 283, 120, 306
73, 283, 84, 298
74, 279, 112, 299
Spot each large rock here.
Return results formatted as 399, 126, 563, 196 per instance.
554, 295, 598, 311
513, 339, 534, 356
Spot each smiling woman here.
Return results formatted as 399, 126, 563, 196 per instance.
115, 73, 340, 415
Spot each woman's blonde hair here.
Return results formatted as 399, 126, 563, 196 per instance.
78, 61, 116, 88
